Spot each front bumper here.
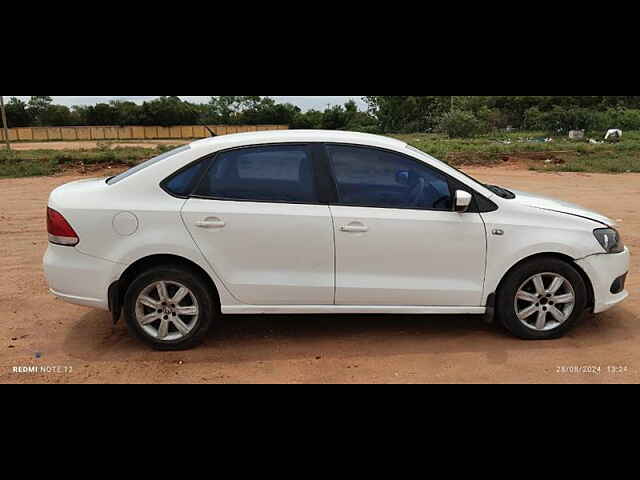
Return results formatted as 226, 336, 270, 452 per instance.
43, 244, 125, 311
576, 247, 631, 314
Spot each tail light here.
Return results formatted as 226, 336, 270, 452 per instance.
47, 207, 79, 246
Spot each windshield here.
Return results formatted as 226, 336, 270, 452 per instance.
107, 145, 191, 185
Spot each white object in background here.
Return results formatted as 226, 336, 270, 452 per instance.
569, 130, 585, 140
605, 129, 623, 140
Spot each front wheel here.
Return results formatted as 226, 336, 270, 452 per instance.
496, 257, 588, 340
124, 265, 216, 350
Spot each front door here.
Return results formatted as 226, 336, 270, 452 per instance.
325, 144, 487, 306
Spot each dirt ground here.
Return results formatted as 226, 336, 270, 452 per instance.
0, 166, 638, 384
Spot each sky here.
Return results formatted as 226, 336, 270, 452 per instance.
6, 96, 367, 111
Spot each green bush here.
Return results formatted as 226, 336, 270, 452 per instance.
523, 107, 640, 135
474, 107, 510, 131
351, 124, 382, 134
524, 107, 544, 130
438, 110, 482, 138
597, 109, 640, 131
290, 110, 323, 129
534, 107, 599, 133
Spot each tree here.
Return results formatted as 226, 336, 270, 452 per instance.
39, 105, 74, 126
109, 100, 143, 125
321, 104, 350, 130
291, 109, 323, 129
10, 95, 640, 132
28, 96, 54, 125
139, 96, 199, 126
81, 103, 120, 125
344, 99, 358, 113
363, 96, 451, 132
439, 110, 482, 138
252, 101, 300, 125
4, 97, 33, 127
206, 96, 243, 124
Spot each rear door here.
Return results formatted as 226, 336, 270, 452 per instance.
181, 144, 335, 305
325, 144, 487, 307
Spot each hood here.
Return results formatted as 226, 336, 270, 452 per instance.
510, 189, 615, 227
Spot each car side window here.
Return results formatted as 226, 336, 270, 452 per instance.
326, 145, 453, 210
194, 145, 318, 204
164, 159, 208, 197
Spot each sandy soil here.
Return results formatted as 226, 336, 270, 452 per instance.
0, 167, 638, 384
9, 140, 190, 151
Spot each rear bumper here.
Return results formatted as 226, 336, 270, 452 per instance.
43, 244, 125, 311
576, 247, 631, 314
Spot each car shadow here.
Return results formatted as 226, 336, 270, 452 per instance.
63, 305, 638, 365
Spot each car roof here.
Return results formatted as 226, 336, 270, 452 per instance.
189, 129, 408, 153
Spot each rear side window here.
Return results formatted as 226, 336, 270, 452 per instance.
326, 145, 452, 210
163, 160, 208, 197
107, 145, 191, 185
195, 145, 318, 204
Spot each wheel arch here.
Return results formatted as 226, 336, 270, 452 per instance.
491, 252, 595, 310
110, 254, 221, 323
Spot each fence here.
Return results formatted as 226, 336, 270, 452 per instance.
0, 124, 289, 142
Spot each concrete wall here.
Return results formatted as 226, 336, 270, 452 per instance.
0, 124, 288, 142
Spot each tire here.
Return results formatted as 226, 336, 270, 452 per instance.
496, 257, 587, 340
124, 265, 217, 350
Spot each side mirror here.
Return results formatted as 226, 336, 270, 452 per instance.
396, 170, 410, 185
454, 190, 472, 213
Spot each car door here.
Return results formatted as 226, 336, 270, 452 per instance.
325, 144, 487, 307
181, 144, 335, 306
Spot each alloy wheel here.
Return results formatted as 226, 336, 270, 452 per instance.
135, 281, 200, 341
514, 273, 576, 332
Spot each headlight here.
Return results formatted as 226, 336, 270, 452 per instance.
594, 228, 624, 254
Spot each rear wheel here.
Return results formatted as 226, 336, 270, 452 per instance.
496, 257, 587, 340
124, 265, 217, 350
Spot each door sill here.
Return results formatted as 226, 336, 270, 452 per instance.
222, 305, 486, 315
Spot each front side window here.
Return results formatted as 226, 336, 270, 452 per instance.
326, 145, 452, 210
195, 145, 318, 204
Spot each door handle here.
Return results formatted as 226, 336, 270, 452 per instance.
340, 222, 369, 233
195, 218, 226, 229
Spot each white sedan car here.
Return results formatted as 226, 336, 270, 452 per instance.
44, 130, 630, 350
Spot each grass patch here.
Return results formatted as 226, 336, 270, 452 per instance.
0, 157, 59, 177
0, 145, 180, 179
528, 151, 640, 174
1, 132, 640, 178
392, 131, 640, 172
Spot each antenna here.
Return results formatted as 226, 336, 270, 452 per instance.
178, 97, 216, 137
